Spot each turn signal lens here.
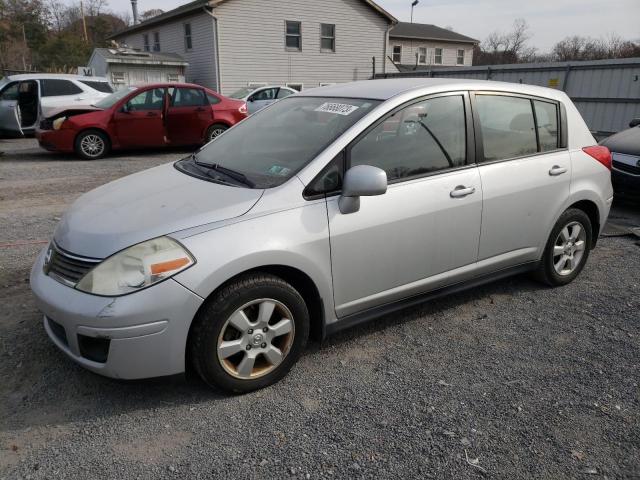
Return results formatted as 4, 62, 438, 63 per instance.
583, 145, 612, 171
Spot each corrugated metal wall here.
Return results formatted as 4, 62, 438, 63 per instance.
375, 57, 640, 133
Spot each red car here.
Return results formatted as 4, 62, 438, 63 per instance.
36, 83, 248, 159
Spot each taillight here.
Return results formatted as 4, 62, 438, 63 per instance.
582, 145, 612, 171
239, 103, 247, 115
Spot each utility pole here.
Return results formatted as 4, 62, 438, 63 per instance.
80, 0, 89, 43
411, 0, 419, 23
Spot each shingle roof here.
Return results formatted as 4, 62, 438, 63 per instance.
390, 22, 478, 44
109, 0, 396, 39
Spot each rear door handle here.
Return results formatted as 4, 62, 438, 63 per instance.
549, 165, 567, 176
195, 107, 205, 112
450, 185, 476, 198
147, 111, 158, 117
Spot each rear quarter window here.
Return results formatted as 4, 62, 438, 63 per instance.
79, 80, 114, 93
41, 79, 83, 97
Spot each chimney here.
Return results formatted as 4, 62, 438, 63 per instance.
131, 0, 139, 24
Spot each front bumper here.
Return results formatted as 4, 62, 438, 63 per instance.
612, 168, 640, 201
30, 247, 204, 379
35, 128, 76, 153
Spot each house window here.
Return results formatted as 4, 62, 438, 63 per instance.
111, 72, 126, 84
285, 21, 301, 51
392, 45, 401, 63
167, 73, 179, 82
286, 83, 303, 92
320, 23, 335, 52
184, 23, 192, 51
418, 47, 426, 64
434, 48, 443, 64
153, 32, 160, 51
143, 34, 150, 52
457, 49, 465, 65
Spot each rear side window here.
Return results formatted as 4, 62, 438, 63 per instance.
172, 88, 206, 107
206, 93, 221, 105
277, 88, 294, 99
475, 94, 563, 162
41, 79, 83, 97
350, 95, 467, 182
79, 80, 113, 93
533, 100, 559, 151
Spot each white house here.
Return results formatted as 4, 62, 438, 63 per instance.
109, 0, 398, 95
389, 22, 478, 70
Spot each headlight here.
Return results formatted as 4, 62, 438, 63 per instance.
52, 117, 67, 130
76, 236, 195, 296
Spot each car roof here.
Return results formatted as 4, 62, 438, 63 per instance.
298, 78, 568, 102
5, 73, 110, 82
131, 82, 212, 90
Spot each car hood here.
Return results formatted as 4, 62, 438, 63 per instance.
44, 106, 103, 120
600, 126, 640, 156
53, 162, 263, 258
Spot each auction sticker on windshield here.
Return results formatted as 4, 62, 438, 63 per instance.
315, 103, 360, 115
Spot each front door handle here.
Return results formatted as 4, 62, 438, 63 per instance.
146, 111, 158, 117
549, 165, 567, 176
450, 185, 476, 198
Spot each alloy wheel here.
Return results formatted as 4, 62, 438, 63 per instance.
552, 221, 587, 276
216, 299, 295, 379
209, 128, 226, 141
80, 134, 105, 158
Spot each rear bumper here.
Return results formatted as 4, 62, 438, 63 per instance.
35, 128, 75, 153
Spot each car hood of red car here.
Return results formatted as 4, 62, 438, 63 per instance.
53, 162, 264, 259
45, 106, 104, 121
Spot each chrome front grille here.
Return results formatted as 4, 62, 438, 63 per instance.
45, 243, 101, 287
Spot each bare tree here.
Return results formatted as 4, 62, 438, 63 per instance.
139, 9, 164, 22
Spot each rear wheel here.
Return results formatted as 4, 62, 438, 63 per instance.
205, 123, 228, 143
189, 273, 309, 393
534, 208, 592, 286
74, 130, 110, 160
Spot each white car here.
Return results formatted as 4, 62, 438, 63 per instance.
0, 74, 113, 136
228, 85, 297, 114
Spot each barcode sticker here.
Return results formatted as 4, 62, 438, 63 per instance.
314, 102, 359, 115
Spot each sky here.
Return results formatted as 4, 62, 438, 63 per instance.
99, 0, 640, 53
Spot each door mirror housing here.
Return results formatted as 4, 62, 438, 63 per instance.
629, 118, 640, 128
121, 102, 130, 113
338, 165, 387, 214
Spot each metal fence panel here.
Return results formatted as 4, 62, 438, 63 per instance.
376, 58, 640, 133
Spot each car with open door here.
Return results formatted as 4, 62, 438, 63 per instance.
30, 79, 612, 393
35, 83, 248, 159
0, 74, 112, 137
228, 85, 297, 114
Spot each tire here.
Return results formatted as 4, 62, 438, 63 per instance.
204, 123, 228, 143
189, 273, 310, 393
74, 129, 110, 160
534, 208, 592, 286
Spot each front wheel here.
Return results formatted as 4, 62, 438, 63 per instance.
74, 130, 110, 160
189, 273, 310, 393
534, 208, 592, 286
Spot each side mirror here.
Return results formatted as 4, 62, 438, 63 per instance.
247, 97, 255, 102
629, 118, 640, 128
338, 165, 387, 214
121, 103, 130, 113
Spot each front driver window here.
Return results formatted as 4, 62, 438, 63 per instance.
350, 95, 467, 182
126, 88, 164, 111
251, 88, 277, 101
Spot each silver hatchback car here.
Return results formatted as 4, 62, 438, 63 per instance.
31, 79, 613, 392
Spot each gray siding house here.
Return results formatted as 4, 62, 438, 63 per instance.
389, 22, 478, 71
109, 0, 397, 95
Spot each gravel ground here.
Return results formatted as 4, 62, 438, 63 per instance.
1, 138, 639, 479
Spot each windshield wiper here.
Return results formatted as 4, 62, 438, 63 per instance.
193, 156, 255, 188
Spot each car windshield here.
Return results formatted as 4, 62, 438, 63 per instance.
229, 87, 255, 99
93, 87, 137, 109
184, 96, 380, 188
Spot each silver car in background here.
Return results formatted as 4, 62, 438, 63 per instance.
30, 79, 613, 393
228, 85, 297, 114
